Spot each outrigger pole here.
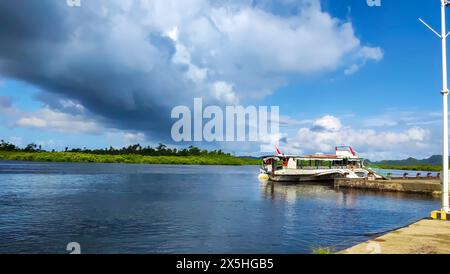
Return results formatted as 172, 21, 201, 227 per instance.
419, 0, 450, 213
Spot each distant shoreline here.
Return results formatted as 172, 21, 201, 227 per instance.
368, 164, 442, 172
0, 151, 260, 166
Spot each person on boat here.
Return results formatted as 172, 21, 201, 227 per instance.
282, 158, 289, 167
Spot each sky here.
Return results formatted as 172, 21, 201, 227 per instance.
0, 0, 447, 160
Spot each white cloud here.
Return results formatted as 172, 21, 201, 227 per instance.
9, 103, 150, 146
15, 108, 103, 134
123, 132, 146, 144
59, 99, 85, 113
2, 91, 151, 145
197, 2, 382, 90
166, 26, 179, 42
344, 46, 383, 75
210, 81, 238, 105
312, 115, 342, 131
17, 117, 47, 128
361, 111, 442, 128
344, 64, 360, 75
358, 46, 383, 61
168, 26, 209, 83
283, 115, 433, 160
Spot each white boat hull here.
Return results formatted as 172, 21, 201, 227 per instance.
266, 168, 368, 182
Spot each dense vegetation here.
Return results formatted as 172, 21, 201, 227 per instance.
374, 155, 443, 166
0, 140, 260, 166
369, 155, 445, 171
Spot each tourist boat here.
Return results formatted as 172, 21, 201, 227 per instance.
260, 146, 374, 182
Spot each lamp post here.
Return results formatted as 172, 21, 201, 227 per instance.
420, 0, 450, 213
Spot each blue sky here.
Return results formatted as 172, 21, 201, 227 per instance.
0, 0, 448, 160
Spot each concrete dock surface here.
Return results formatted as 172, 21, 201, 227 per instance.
340, 219, 450, 254
334, 178, 442, 195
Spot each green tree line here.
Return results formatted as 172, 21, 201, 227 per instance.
0, 140, 229, 157
0, 140, 260, 165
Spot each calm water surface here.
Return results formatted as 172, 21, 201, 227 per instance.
0, 161, 440, 254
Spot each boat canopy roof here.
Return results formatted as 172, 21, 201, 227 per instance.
261, 155, 364, 161
261, 146, 363, 161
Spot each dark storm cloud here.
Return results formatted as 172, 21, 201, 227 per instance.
0, 0, 196, 142
0, 1, 68, 42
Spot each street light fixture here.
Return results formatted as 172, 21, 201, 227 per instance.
419, 0, 450, 214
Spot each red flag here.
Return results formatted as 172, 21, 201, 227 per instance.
275, 146, 282, 155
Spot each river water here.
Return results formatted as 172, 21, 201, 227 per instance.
0, 161, 440, 254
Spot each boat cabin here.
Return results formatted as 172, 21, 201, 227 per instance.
261, 146, 365, 174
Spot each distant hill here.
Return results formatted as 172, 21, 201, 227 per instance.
373, 155, 443, 166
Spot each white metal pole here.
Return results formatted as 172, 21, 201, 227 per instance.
441, 0, 450, 212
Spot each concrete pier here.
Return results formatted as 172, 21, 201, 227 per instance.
339, 219, 450, 254
334, 178, 442, 195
